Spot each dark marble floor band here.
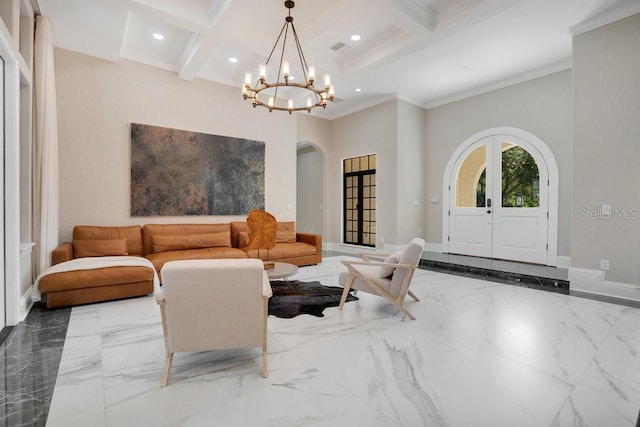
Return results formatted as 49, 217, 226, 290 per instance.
419, 251, 569, 293
0, 303, 71, 427
419, 259, 570, 294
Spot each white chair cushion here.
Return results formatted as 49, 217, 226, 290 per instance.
378, 251, 402, 278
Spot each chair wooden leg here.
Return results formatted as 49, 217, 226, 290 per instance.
400, 306, 416, 320
262, 298, 269, 378
339, 273, 355, 310
408, 290, 419, 301
262, 345, 269, 378
161, 352, 174, 387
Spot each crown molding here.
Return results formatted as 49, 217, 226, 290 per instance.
422, 61, 572, 110
569, 1, 640, 36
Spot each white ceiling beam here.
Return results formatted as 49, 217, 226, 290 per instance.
177, 0, 233, 81
388, 0, 437, 32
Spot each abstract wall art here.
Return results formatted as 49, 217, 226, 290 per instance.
130, 123, 265, 216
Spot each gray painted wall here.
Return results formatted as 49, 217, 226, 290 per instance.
572, 13, 640, 284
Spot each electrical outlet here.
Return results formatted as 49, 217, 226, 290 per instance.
600, 259, 610, 271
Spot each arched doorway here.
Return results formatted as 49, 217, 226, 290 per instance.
442, 128, 558, 265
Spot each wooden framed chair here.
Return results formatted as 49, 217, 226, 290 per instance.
338, 237, 425, 320
156, 258, 272, 386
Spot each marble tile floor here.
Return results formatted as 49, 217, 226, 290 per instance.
6, 255, 640, 426
0, 303, 71, 427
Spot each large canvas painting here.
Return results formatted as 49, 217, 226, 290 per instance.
130, 123, 265, 216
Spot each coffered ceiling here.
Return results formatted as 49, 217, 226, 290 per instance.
37, 0, 640, 119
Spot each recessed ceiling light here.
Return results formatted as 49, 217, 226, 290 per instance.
354, 88, 362, 93
228, 57, 238, 63
153, 33, 164, 41
350, 34, 361, 42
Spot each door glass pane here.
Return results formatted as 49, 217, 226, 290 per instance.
456, 145, 486, 207
343, 154, 376, 247
501, 142, 540, 208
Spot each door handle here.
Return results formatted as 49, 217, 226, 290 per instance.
487, 198, 492, 208
487, 210, 492, 214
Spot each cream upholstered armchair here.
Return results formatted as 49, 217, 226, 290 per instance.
338, 237, 425, 320
156, 259, 272, 386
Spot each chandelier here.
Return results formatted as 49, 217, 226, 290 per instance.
242, 1, 334, 114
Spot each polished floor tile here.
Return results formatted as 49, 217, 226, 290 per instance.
0, 304, 71, 427
12, 256, 640, 426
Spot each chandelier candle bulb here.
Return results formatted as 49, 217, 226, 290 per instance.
245, 73, 252, 85
328, 85, 335, 97
259, 64, 266, 80
324, 75, 331, 87
308, 66, 315, 81
307, 97, 312, 108
268, 96, 274, 108
288, 99, 293, 110
283, 61, 290, 78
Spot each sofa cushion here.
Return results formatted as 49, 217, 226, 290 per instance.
242, 242, 316, 260
230, 222, 248, 248
38, 266, 154, 292
238, 231, 250, 248
232, 221, 298, 246
152, 232, 231, 253
73, 225, 144, 256
73, 239, 129, 258
142, 223, 231, 256
276, 222, 296, 243
146, 247, 248, 274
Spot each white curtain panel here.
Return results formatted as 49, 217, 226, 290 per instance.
33, 15, 59, 276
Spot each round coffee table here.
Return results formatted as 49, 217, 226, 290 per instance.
265, 262, 298, 281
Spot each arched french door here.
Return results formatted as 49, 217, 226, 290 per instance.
443, 128, 558, 266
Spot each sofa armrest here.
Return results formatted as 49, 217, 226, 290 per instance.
51, 242, 74, 265
296, 232, 322, 253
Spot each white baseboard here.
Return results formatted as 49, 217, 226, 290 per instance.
557, 256, 571, 268
326, 242, 403, 255
569, 267, 640, 302
19, 285, 35, 322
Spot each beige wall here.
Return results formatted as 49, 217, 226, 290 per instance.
54, 48, 297, 242
330, 100, 398, 247
326, 99, 425, 248
296, 114, 331, 238
296, 147, 323, 234
424, 70, 573, 256
397, 100, 427, 243
572, 13, 640, 284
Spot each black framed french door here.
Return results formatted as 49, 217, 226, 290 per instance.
343, 154, 376, 247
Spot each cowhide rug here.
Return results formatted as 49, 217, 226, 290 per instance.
268, 280, 358, 319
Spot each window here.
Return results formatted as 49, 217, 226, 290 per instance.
343, 154, 376, 247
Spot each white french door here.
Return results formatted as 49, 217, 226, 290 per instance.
448, 134, 549, 264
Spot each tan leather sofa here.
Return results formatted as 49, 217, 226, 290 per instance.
41, 222, 322, 308
230, 221, 322, 267
41, 225, 156, 308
